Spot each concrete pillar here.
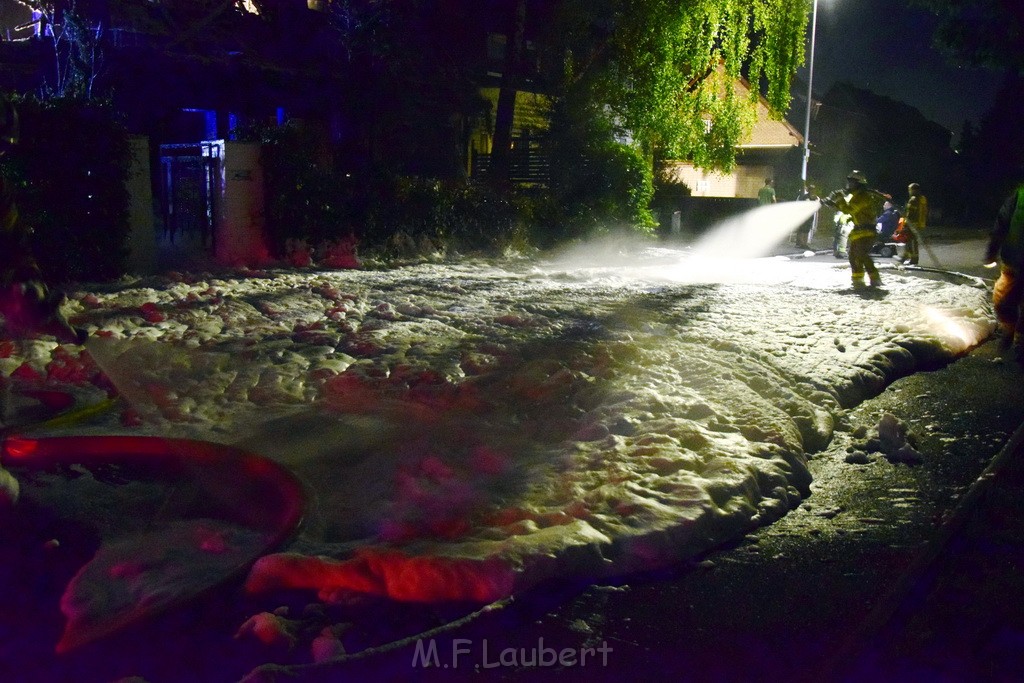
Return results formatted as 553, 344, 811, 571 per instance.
126, 135, 157, 274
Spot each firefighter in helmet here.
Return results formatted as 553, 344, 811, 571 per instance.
0, 94, 85, 344
823, 170, 890, 289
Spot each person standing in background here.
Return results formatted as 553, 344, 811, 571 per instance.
758, 178, 777, 205
793, 183, 818, 249
875, 199, 901, 243
902, 183, 928, 265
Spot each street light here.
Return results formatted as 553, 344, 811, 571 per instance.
800, 0, 819, 185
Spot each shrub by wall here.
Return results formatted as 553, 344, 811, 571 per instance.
251, 120, 527, 258
362, 178, 521, 256
546, 103, 656, 244
253, 123, 353, 256
253, 117, 658, 260
4, 97, 130, 283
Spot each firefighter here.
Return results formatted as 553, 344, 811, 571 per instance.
985, 183, 1024, 357
902, 182, 928, 265
0, 94, 85, 345
823, 170, 889, 289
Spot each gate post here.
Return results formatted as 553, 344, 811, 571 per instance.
216, 141, 269, 266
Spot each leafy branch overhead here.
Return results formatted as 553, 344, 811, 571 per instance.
542, 0, 809, 171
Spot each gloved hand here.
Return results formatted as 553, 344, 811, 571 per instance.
821, 190, 843, 208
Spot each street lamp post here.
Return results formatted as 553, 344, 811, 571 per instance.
800, 0, 819, 185
800, 0, 820, 242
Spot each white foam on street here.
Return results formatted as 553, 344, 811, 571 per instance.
0, 241, 995, 613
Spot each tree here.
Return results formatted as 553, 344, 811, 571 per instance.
957, 73, 1024, 218
320, 0, 491, 179
540, 0, 810, 171
17, 1, 106, 99
489, 0, 526, 190
908, 0, 1024, 75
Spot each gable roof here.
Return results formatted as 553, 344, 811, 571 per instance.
732, 74, 804, 149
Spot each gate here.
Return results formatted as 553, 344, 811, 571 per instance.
159, 141, 222, 252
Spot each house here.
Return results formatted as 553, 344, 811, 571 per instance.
659, 74, 804, 199
468, 49, 802, 198
467, 30, 551, 185
468, 86, 551, 185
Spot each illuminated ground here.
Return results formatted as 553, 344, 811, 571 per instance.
1, 225, 1017, 682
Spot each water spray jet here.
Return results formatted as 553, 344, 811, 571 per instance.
687, 200, 821, 261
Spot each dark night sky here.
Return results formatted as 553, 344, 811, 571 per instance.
1, 0, 1004, 138
797, 0, 1005, 137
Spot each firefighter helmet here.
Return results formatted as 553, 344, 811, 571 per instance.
0, 94, 18, 151
847, 170, 867, 185
908, 182, 921, 194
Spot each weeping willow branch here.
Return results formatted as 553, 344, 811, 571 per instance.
550, 0, 810, 171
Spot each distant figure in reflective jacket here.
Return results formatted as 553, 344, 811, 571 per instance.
985, 183, 1024, 358
901, 183, 928, 265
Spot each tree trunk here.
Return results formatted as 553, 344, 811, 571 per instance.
489, 0, 526, 192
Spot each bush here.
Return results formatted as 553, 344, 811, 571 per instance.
358, 177, 523, 257
247, 124, 530, 258
546, 103, 656, 243
4, 97, 131, 283
251, 115, 660, 259
246, 123, 524, 258
245, 122, 351, 256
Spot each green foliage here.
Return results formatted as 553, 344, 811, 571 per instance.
357, 177, 523, 256
380, 179, 520, 255
545, 100, 655, 242
242, 118, 525, 257
542, 0, 809, 171
241, 121, 360, 255
3, 97, 130, 282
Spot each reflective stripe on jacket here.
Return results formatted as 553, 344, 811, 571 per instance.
905, 194, 928, 228
833, 187, 877, 228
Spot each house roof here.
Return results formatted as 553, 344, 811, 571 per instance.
732, 74, 804, 149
